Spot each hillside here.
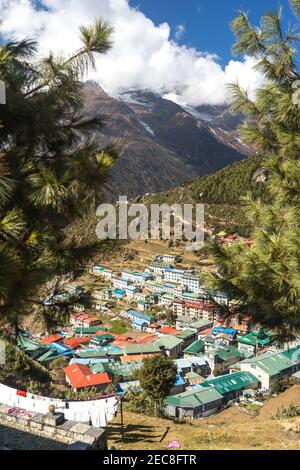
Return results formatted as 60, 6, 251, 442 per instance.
79, 82, 250, 200
107, 384, 300, 450
141, 154, 267, 236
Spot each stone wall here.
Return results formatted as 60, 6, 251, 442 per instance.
0, 404, 107, 450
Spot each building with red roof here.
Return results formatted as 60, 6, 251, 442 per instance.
40, 334, 64, 345
64, 336, 92, 349
64, 363, 111, 392
159, 327, 178, 336
70, 312, 101, 328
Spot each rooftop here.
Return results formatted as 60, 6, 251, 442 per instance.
154, 335, 183, 350
165, 387, 223, 408
183, 339, 205, 355
201, 371, 259, 395
64, 363, 112, 389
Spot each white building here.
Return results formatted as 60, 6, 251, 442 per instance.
112, 276, 131, 290
90, 266, 113, 280
181, 275, 202, 293
163, 268, 186, 283
121, 271, 152, 286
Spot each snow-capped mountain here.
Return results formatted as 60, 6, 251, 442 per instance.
79, 82, 251, 200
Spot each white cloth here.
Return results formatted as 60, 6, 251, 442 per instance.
0, 383, 117, 426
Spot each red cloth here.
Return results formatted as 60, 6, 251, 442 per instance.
16, 390, 27, 397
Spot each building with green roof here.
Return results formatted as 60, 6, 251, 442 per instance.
164, 386, 223, 419
75, 349, 124, 359
205, 345, 243, 374
237, 330, 273, 353
17, 335, 50, 359
74, 327, 106, 336
92, 361, 143, 382
238, 348, 300, 389
174, 329, 197, 349
189, 319, 214, 332
183, 339, 205, 357
90, 333, 114, 347
201, 371, 259, 402
124, 343, 162, 356
154, 336, 183, 358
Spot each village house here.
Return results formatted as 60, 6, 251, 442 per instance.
123, 343, 162, 359
93, 300, 110, 312
175, 329, 198, 350
112, 275, 131, 290
158, 326, 178, 336
183, 339, 205, 357
237, 329, 273, 354
40, 333, 64, 345
200, 304, 222, 322
125, 285, 141, 299
160, 283, 182, 295
200, 289, 229, 306
90, 265, 113, 280
70, 312, 101, 328
173, 300, 204, 318
137, 300, 150, 311
163, 268, 187, 283
114, 289, 126, 300
89, 333, 115, 348
145, 280, 166, 293
135, 292, 151, 302
204, 345, 243, 375
148, 262, 174, 275
64, 363, 112, 393
125, 309, 153, 327
190, 319, 214, 333
64, 283, 84, 298
175, 315, 196, 329
200, 371, 259, 403
154, 335, 184, 358
158, 293, 176, 306
236, 346, 300, 389
164, 387, 223, 419
122, 271, 153, 286
180, 274, 202, 293
74, 326, 105, 337
156, 254, 182, 264
185, 371, 204, 386
169, 375, 186, 395
91, 290, 105, 301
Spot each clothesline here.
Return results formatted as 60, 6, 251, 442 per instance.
0, 383, 117, 427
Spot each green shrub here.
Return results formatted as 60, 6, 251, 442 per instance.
271, 403, 300, 420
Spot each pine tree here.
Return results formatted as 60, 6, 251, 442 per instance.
204, 1, 300, 343
0, 19, 116, 330
137, 355, 177, 416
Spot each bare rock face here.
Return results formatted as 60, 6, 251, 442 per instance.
252, 167, 269, 184
79, 82, 249, 201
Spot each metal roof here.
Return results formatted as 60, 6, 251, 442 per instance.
165, 386, 223, 408
201, 371, 259, 395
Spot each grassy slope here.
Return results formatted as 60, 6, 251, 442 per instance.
144, 154, 266, 235
107, 385, 300, 450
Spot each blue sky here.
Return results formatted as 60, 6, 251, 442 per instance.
130, 0, 296, 65
0, 0, 298, 105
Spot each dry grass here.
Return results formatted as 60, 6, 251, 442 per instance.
107, 385, 300, 450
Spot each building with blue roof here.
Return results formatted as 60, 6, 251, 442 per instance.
126, 309, 152, 325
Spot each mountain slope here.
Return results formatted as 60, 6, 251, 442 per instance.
80, 82, 250, 200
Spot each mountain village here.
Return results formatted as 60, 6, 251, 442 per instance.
8, 248, 300, 425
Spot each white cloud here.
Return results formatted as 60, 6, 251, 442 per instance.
0, 0, 265, 106
174, 24, 185, 40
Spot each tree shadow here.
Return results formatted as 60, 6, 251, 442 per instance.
107, 421, 169, 445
